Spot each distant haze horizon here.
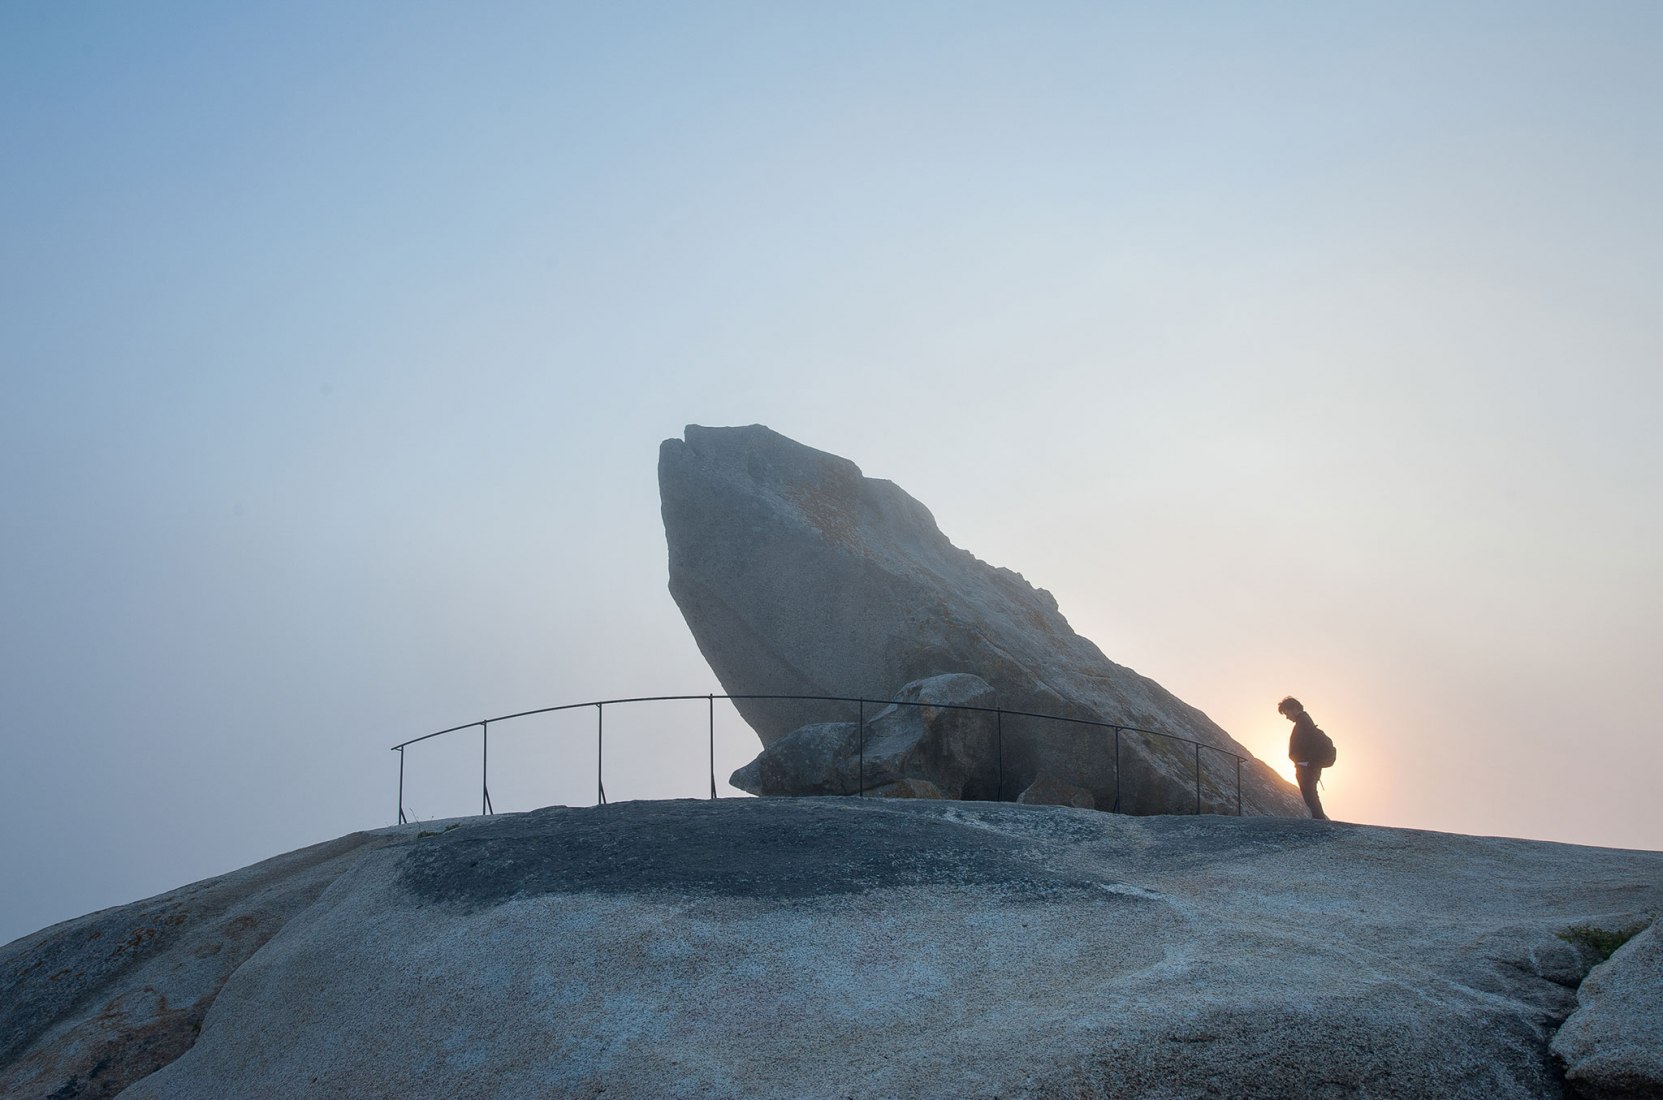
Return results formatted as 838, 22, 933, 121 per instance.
4, 3, 1660, 948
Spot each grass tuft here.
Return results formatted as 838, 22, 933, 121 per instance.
1557, 920, 1651, 963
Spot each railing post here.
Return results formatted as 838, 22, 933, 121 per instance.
1236, 756, 1243, 816
857, 699, 865, 797
1113, 729, 1121, 813
708, 694, 717, 799
1194, 742, 1202, 814
995, 709, 1004, 801
481, 721, 493, 816
596, 703, 607, 806
397, 746, 406, 825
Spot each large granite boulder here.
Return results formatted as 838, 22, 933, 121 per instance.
660, 424, 1305, 815
1551, 919, 1663, 1098
7, 799, 1662, 1099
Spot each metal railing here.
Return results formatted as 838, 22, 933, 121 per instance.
389, 692, 1250, 824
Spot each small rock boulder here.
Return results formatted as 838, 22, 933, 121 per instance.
1552, 919, 1663, 1099
731, 674, 999, 800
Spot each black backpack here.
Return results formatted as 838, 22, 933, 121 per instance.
1311, 726, 1337, 769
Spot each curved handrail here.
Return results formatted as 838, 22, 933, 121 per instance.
390, 691, 1251, 823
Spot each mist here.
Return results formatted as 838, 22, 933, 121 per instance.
3, 2, 1660, 946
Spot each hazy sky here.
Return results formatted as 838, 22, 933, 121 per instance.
4, 2, 1660, 946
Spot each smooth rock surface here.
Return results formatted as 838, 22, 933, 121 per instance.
659, 424, 1306, 816
1551, 920, 1663, 1098
9, 798, 1660, 1099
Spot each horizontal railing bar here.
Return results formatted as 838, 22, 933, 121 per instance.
392, 692, 1250, 764
390, 695, 723, 749
491, 694, 718, 725
392, 721, 485, 749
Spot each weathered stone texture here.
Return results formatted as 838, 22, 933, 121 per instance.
0, 831, 389, 1100
14, 799, 1649, 1100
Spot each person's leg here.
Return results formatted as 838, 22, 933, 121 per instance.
1297, 765, 1328, 820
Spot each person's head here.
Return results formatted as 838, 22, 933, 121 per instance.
1277, 696, 1304, 719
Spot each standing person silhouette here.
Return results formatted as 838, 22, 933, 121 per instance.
1279, 696, 1330, 820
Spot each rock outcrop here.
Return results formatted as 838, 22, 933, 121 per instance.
659, 424, 1305, 815
1551, 920, 1663, 1098
5, 800, 1660, 1099
0, 831, 391, 1100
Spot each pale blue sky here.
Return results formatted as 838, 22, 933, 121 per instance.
3, 2, 1661, 945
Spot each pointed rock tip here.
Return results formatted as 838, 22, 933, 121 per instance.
662, 424, 867, 481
